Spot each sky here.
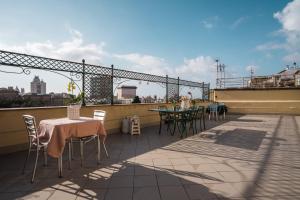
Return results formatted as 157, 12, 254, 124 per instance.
0, 0, 299, 97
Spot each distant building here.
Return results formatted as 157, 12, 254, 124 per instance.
276, 68, 300, 87
117, 85, 137, 100
0, 87, 21, 100
49, 92, 73, 106
250, 66, 300, 88
30, 76, 46, 94
89, 75, 112, 101
21, 88, 25, 95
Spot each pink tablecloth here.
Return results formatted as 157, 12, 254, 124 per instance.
39, 117, 106, 158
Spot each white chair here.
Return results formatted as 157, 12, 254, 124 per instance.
22, 115, 48, 183
93, 110, 109, 158
70, 110, 108, 167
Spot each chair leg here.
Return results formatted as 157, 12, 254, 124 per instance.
103, 141, 109, 158
43, 147, 48, 166
197, 117, 201, 132
80, 140, 84, 167
159, 119, 162, 135
97, 136, 100, 165
68, 141, 72, 170
70, 138, 74, 160
31, 149, 39, 183
22, 148, 31, 174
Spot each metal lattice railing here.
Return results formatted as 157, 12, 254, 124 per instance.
0, 49, 210, 105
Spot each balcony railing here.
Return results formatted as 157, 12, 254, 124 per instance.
0, 50, 210, 106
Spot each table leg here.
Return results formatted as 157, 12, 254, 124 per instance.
58, 156, 62, 178
97, 135, 100, 165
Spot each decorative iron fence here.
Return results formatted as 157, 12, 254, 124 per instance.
0, 50, 210, 105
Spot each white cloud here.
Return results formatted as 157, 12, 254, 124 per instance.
114, 53, 217, 84
274, 0, 300, 52
230, 16, 248, 29
201, 16, 219, 29
274, 0, 300, 32
0, 27, 219, 90
257, 0, 300, 63
113, 53, 172, 75
175, 56, 216, 83
0, 28, 107, 65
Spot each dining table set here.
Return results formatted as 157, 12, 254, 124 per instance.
39, 117, 106, 176
22, 111, 107, 183
149, 103, 227, 138
149, 105, 206, 138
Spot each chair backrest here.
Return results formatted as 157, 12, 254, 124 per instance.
94, 110, 106, 124
208, 104, 218, 112
22, 115, 38, 146
174, 105, 181, 111
158, 105, 167, 110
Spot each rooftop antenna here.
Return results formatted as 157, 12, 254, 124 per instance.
215, 58, 225, 88
250, 67, 254, 79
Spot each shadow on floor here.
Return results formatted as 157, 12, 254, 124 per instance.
214, 128, 266, 151
0, 117, 236, 200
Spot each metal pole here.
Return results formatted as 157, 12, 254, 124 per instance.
166, 75, 168, 103
82, 59, 86, 106
207, 83, 210, 101
177, 77, 180, 102
202, 82, 205, 100
111, 65, 114, 105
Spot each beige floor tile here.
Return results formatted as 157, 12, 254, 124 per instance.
196, 164, 218, 172
219, 171, 248, 183
76, 188, 106, 200
206, 182, 239, 198
48, 189, 77, 200
211, 163, 237, 172
153, 158, 172, 166
173, 165, 196, 173
178, 173, 204, 185
20, 190, 54, 200
201, 172, 225, 184
170, 158, 189, 165
187, 157, 210, 165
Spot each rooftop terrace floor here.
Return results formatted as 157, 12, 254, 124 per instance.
1, 114, 300, 200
